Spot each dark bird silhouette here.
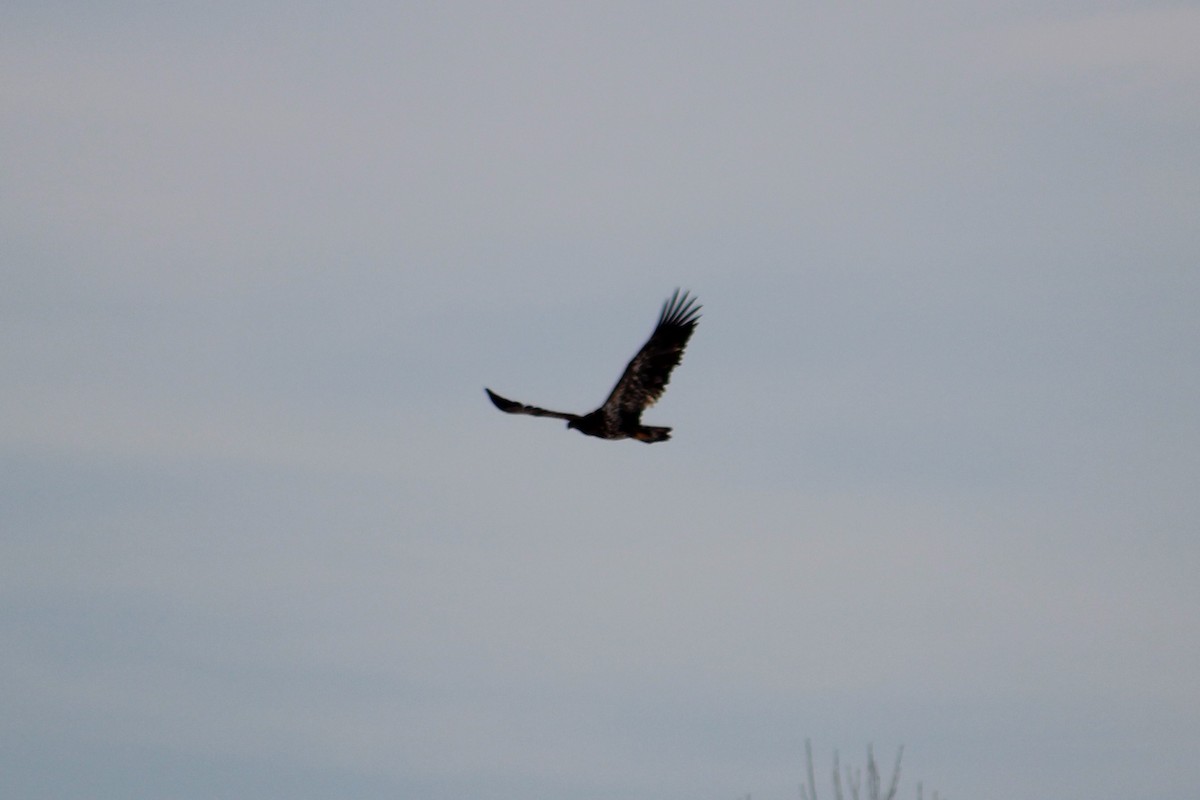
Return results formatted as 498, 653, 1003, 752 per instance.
486, 290, 700, 443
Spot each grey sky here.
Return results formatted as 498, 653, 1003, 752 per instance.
3, 3, 1198, 799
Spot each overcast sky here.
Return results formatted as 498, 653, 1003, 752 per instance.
3, 3, 1198, 799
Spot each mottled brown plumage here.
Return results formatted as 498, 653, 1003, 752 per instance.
485, 290, 701, 443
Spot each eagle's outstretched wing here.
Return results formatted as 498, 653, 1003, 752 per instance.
599, 289, 701, 421
485, 388, 580, 422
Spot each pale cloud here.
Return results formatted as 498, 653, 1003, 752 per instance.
995, 6, 1200, 77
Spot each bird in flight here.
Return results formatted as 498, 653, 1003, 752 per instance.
486, 290, 701, 443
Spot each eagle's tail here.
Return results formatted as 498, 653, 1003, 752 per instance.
633, 426, 672, 443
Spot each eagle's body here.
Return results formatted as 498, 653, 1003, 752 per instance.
485, 290, 700, 443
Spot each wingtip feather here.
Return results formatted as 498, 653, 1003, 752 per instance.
659, 288, 701, 328
485, 388, 517, 412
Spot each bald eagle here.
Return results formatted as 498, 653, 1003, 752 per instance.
486, 290, 700, 443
